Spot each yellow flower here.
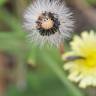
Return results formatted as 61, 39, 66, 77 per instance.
62, 31, 96, 88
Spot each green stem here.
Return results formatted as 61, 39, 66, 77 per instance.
42, 52, 85, 96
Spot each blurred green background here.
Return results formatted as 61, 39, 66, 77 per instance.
0, 0, 96, 96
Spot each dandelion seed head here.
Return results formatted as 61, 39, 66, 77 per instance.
23, 0, 74, 47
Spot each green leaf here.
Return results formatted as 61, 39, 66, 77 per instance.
0, 9, 26, 37
0, 0, 6, 6
86, 0, 96, 5
39, 50, 85, 96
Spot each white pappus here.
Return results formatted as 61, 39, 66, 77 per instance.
23, 0, 74, 47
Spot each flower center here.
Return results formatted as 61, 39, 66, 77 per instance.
85, 54, 96, 67
41, 18, 54, 30
77, 53, 96, 68
36, 12, 60, 36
